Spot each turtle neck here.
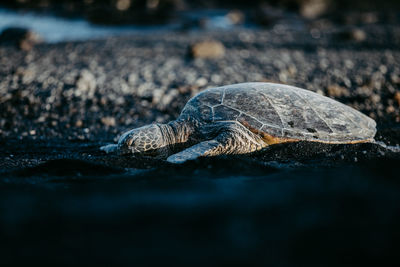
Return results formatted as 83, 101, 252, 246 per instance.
158, 118, 195, 147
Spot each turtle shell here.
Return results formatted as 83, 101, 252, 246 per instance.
180, 82, 376, 143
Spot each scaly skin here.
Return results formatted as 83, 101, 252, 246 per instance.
103, 118, 269, 163
101, 117, 269, 163
166, 121, 268, 163
114, 118, 196, 157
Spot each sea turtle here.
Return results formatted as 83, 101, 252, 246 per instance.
101, 82, 376, 163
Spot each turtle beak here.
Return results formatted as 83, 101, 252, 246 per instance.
118, 143, 130, 155
117, 133, 136, 155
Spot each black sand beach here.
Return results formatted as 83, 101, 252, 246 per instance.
1, 2, 400, 265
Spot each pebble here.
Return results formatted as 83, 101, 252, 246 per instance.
101, 117, 116, 127
337, 28, 367, 42
379, 65, 388, 74
371, 94, 381, 104
0, 27, 42, 51
386, 105, 395, 113
394, 92, 400, 106
195, 77, 208, 87
226, 10, 245, 25
76, 69, 97, 98
299, 0, 331, 19
189, 40, 225, 59
128, 73, 138, 85
326, 84, 349, 97
391, 74, 400, 84
361, 12, 378, 24
157, 89, 179, 110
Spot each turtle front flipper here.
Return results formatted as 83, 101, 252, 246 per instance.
166, 121, 267, 164
100, 144, 118, 154
166, 140, 222, 164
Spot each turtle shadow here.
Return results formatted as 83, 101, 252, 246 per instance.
251, 141, 399, 164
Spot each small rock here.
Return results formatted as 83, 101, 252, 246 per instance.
361, 12, 378, 24
391, 73, 400, 84
115, 0, 131, 11
188, 40, 225, 59
344, 59, 354, 69
379, 65, 387, 74
152, 88, 165, 105
128, 73, 138, 85
178, 85, 199, 96
157, 89, 179, 111
336, 28, 367, 42
386, 105, 395, 113
76, 69, 96, 98
394, 92, 400, 106
371, 94, 381, 104
75, 120, 83, 128
299, 0, 332, 19
101, 117, 116, 127
326, 84, 349, 97
0, 27, 42, 51
226, 10, 245, 25
195, 77, 208, 87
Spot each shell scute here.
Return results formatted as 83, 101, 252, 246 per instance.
223, 87, 283, 128
195, 88, 224, 106
260, 124, 283, 137
237, 114, 263, 130
282, 128, 304, 138
213, 105, 240, 121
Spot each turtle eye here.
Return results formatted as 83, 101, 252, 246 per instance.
118, 132, 135, 149
126, 136, 135, 146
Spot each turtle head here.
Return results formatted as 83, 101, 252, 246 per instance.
117, 124, 166, 156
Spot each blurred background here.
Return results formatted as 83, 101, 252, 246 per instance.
1, 0, 400, 42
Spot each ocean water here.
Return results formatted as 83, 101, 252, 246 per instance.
0, 8, 241, 43
0, 8, 181, 42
